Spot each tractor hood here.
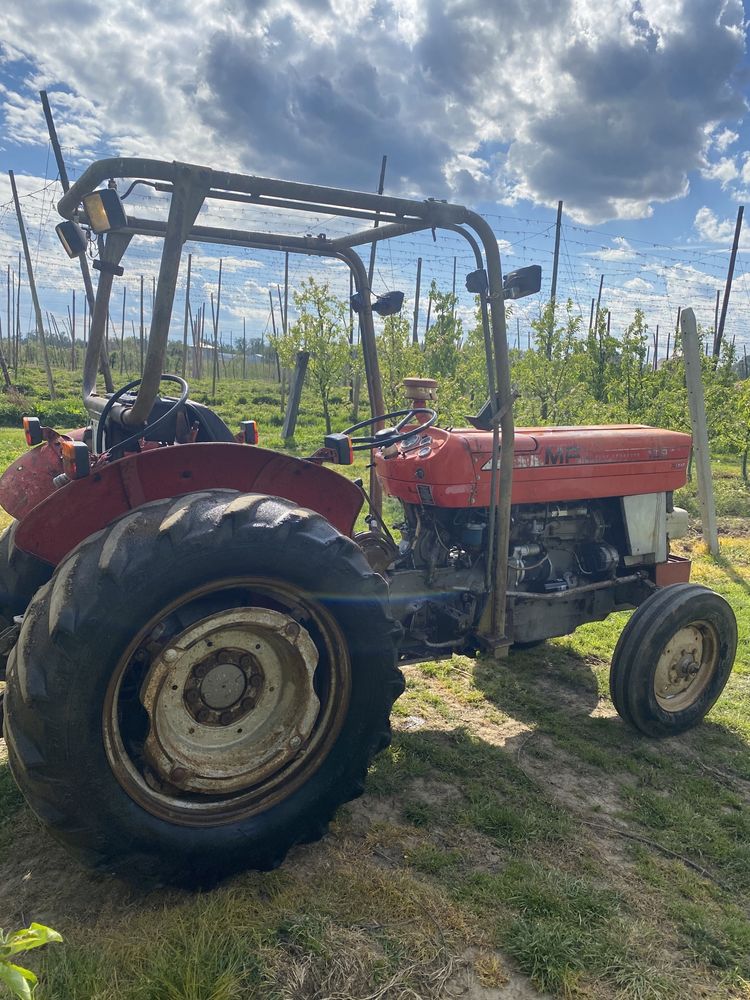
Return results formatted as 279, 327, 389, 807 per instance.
375, 424, 691, 508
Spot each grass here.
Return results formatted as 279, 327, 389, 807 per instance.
1, 368, 750, 997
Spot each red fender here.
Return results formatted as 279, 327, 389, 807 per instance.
9, 443, 363, 566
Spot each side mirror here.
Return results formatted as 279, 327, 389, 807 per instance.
503, 265, 542, 300
350, 290, 405, 316
465, 269, 488, 295
372, 291, 404, 316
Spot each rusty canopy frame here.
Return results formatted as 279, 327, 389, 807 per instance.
57, 157, 515, 648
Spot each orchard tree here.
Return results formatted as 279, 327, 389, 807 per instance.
278, 277, 351, 433
512, 300, 585, 424
376, 312, 421, 411
423, 282, 462, 379
618, 308, 649, 419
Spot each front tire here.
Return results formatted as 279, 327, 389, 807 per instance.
609, 583, 736, 737
4, 491, 403, 884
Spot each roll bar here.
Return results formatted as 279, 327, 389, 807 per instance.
58, 158, 515, 650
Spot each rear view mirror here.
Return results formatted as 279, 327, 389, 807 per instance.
503, 265, 542, 300
350, 290, 405, 316
465, 268, 488, 294
372, 291, 404, 316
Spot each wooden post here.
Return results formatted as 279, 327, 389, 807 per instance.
549, 199, 563, 343
268, 288, 281, 383
594, 274, 604, 332
412, 257, 422, 345
182, 253, 191, 378
276, 284, 287, 408
588, 296, 595, 332
714, 289, 720, 347
451, 256, 457, 325
714, 205, 743, 358
15, 255, 21, 366
139, 275, 145, 375
9, 170, 55, 398
5, 266, 10, 367
681, 308, 718, 554
653, 324, 659, 370
242, 317, 247, 379
424, 292, 432, 338
212, 260, 222, 397
0, 317, 11, 387
120, 285, 127, 374
744, 344, 748, 378
70, 291, 76, 370
283, 252, 289, 338
673, 306, 681, 357
40, 90, 112, 390
281, 350, 310, 440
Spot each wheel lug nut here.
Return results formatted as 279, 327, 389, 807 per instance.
196, 709, 210, 723
186, 689, 200, 704
240, 655, 252, 669
194, 663, 208, 678
170, 766, 189, 783
241, 697, 255, 712
219, 711, 234, 725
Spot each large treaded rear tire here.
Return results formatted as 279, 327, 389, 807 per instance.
0, 521, 52, 672
609, 583, 736, 737
4, 491, 403, 884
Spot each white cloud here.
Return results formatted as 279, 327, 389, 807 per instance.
588, 236, 639, 262
693, 205, 746, 245
701, 155, 739, 188
713, 127, 740, 152
0, 0, 745, 224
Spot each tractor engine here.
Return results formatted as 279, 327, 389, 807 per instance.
396, 499, 619, 591
375, 409, 692, 658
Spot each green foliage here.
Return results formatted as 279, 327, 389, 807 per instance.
0, 924, 62, 999
274, 277, 353, 433
375, 313, 421, 411
422, 282, 462, 380
513, 300, 585, 424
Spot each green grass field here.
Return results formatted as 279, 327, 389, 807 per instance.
0, 371, 749, 998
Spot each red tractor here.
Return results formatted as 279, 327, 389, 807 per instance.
0, 159, 737, 885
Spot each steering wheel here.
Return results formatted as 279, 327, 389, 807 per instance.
96, 374, 190, 456
342, 408, 438, 451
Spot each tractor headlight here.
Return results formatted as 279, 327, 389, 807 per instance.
82, 188, 127, 233
55, 221, 88, 258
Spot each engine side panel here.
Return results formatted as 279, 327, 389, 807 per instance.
14, 443, 363, 565
376, 425, 691, 507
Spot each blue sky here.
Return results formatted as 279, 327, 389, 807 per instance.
1, 0, 749, 354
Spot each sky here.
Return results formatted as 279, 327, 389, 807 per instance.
0, 0, 749, 358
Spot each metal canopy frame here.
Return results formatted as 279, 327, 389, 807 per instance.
57, 157, 515, 650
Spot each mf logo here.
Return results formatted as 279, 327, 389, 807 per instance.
544, 444, 580, 465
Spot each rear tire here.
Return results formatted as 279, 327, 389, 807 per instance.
5, 491, 403, 884
609, 584, 736, 737
0, 521, 52, 673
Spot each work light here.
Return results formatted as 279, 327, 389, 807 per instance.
82, 188, 127, 233
55, 220, 88, 258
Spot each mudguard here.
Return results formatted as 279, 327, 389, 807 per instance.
6, 442, 363, 566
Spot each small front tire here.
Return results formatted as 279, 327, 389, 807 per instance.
610, 583, 737, 737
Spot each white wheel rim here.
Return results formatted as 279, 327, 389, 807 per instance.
653, 621, 718, 713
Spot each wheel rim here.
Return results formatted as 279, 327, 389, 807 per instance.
103, 577, 351, 826
653, 620, 719, 713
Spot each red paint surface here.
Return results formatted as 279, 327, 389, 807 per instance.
0, 428, 87, 519
375, 425, 691, 507
14, 443, 363, 565
655, 556, 692, 586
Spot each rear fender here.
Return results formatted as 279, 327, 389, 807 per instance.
12, 443, 363, 566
